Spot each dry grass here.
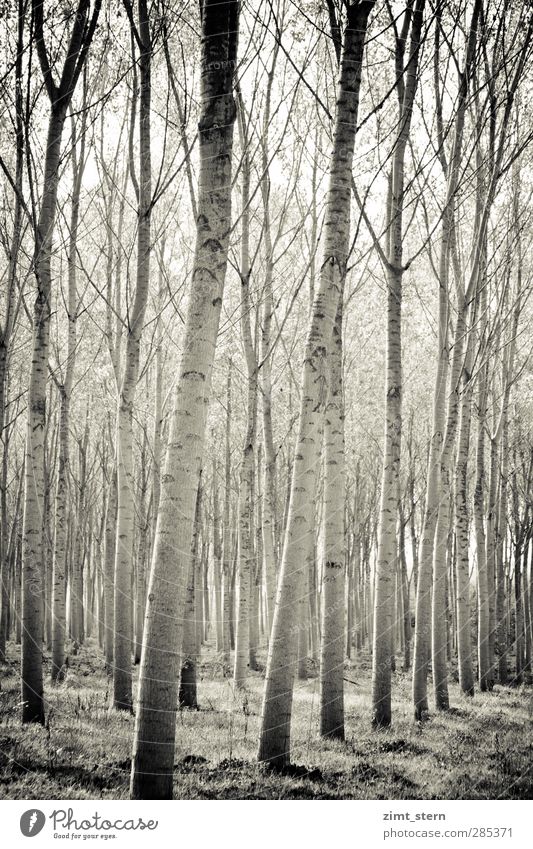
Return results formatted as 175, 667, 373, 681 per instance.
0, 639, 531, 799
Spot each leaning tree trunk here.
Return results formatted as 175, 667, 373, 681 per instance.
258, 2, 374, 766
130, 0, 240, 799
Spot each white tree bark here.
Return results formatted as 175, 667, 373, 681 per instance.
21, 0, 100, 723
130, 0, 240, 798
113, 0, 152, 711
258, 1, 374, 765
372, 0, 425, 727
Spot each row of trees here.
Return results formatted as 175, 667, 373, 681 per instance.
0, 0, 532, 798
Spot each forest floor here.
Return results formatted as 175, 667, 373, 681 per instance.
0, 639, 532, 800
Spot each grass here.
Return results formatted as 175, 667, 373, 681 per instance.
0, 639, 532, 800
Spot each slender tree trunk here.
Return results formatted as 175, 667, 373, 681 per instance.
113, 0, 151, 711
179, 481, 202, 709
309, 541, 319, 663
373, 0, 425, 727
260, 43, 279, 644
258, 2, 373, 765
104, 466, 117, 673
486, 431, 498, 687
512, 467, 524, 686
475, 377, 490, 691
497, 396, 509, 685
234, 100, 257, 688
213, 457, 223, 652
297, 588, 309, 680
51, 106, 85, 680
346, 542, 354, 660
398, 504, 410, 671
433, 275, 476, 708
454, 334, 475, 696
130, 0, 240, 798
0, 0, 23, 662
151, 243, 165, 541
22, 0, 100, 724
412, 0, 480, 719
523, 529, 532, 675
320, 298, 345, 739
70, 419, 88, 645
134, 430, 148, 664
251, 446, 262, 668
222, 360, 232, 663
195, 534, 204, 653
22, 107, 65, 723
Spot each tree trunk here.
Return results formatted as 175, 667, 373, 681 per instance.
454, 336, 475, 696
258, 2, 373, 766
512, 467, 524, 686
222, 360, 233, 663
134, 429, 149, 665
0, 0, 23, 662
22, 102, 67, 721
130, 0, 240, 798
433, 273, 476, 707
113, 0, 152, 711
22, 0, 100, 723
320, 298, 345, 739
373, 0, 425, 727
259, 43, 279, 643
51, 107, 85, 679
179, 482, 202, 709
234, 99, 257, 688
212, 457, 223, 652
398, 503, 411, 671
412, 0, 480, 719
485, 431, 498, 687
474, 377, 490, 692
